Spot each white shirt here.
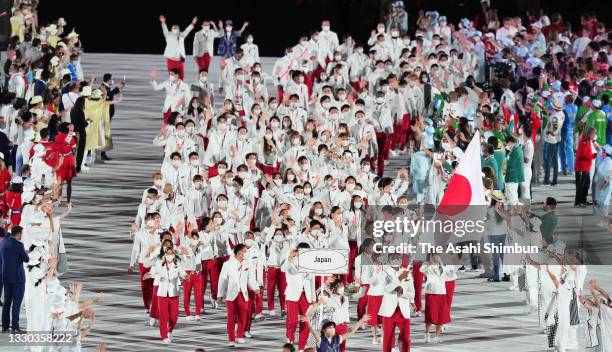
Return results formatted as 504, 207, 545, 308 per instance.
151, 79, 191, 113
150, 259, 187, 297
378, 266, 414, 318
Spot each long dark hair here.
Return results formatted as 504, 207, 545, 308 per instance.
73, 96, 85, 111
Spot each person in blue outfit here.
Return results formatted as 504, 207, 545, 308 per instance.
1, 226, 28, 332
305, 315, 369, 352
560, 94, 577, 175
216, 19, 249, 91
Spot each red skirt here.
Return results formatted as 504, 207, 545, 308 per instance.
424, 294, 451, 325
367, 295, 383, 326
57, 154, 77, 181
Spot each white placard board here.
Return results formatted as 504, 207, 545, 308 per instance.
297, 248, 349, 274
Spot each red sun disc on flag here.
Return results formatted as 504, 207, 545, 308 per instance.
437, 174, 472, 216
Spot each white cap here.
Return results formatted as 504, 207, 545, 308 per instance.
592, 99, 602, 108
604, 144, 612, 155
91, 89, 103, 100
50, 56, 59, 66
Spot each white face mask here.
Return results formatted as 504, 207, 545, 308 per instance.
362, 165, 370, 172
217, 168, 227, 176
345, 183, 355, 191
301, 164, 309, 171
171, 159, 181, 168
226, 26, 233, 32
287, 174, 295, 181
177, 130, 186, 137
145, 198, 155, 206
145, 219, 155, 227
172, 28, 180, 34
273, 179, 282, 186
194, 181, 203, 189
218, 200, 228, 208
354, 202, 363, 209
322, 26, 330, 32
271, 121, 280, 128
265, 133, 273, 139
337, 287, 345, 295
356, 47, 364, 54
314, 208, 323, 216
165, 255, 175, 262
269, 103, 278, 110
203, 26, 210, 31
190, 159, 199, 167
376, 97, 385, 104
154, 179, 164, 187
238, 134, 247, 141
214, 217, 223, 224
169, 74, 177, 82
247, 37, 253, 43
304, 187, 312, 194
245, 239, 255, 247
274, 234, 283, 243
253, 108, 261, 115
239, 172, 249, 180
200, 75, 208, 82
292, 138, 301, 146
294, 193, 304, 200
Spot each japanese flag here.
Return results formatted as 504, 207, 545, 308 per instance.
437, 130, 487, 216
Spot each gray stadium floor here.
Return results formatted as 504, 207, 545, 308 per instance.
0, 53, 610, 351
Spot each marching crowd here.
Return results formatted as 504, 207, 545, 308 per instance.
131, 1, 612, 351
0, 0, 125, 350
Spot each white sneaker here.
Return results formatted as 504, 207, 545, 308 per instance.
81, 165, 90, 172
186, 315, 194, 321
268, 309, 277, 316
424, 333, 431, 343
163, 338, 170, 345
253, 313, 265, 322
371, 337, 379, 344
227, 341, 236, 347
194, 315, 202, 321
149, 318, 157, 327
415, 311, 423, 317
244, 331, 253, 338
390, 150, 399, 157
167, 333, 173, 342
236, 338, 246, 344
392, 348, 400, 352
144, 308, 149, 314
508, 285, 519, 291
211, 299, 218, 309
434, 336, 442, 343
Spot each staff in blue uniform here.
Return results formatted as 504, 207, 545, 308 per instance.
1, 226, 28, 332
560, 95, 577, 175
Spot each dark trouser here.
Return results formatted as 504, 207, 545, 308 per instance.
575, 171, 590, 205
488, 235, 506, 281
543, 142, 559, 184
2, 282, 24, 330
457, 240, 480, 269
76, 130, 86, 172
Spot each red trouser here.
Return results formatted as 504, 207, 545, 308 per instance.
195, 53, 212, 71
245, 289, 263, 332
382, 307, 410, 352
266, 267, 286, 312
335, 323, 349, 352
208, 256, 228, 300
162, 109, 173, 125
149, 285, 159, 319
182, 271, 203, 316
138, 264, 153, 310
166, 58, 184, 80
201, 259, 213, 301
346, 241, 358, 285
286, 292, 310, 349
445, 280, 456, 312
277, 85, 284, 101
226, 292, 248, 342
158, 296, 179, 340
357, 284, 370, 320
412, 261, 424, 313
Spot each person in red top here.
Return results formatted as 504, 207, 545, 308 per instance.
0, 153, 12, 195
54, 122, 77, 203
574, 127, 598, 207
2, 177, 23, 228
542, 13, 565, 39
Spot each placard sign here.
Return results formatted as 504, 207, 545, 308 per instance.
297, 248, 349, 274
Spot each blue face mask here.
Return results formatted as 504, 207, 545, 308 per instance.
0, 122, 5, 130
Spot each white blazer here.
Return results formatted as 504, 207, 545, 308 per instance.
162, 23, 194, 59
150, 259, 187, 297
281, 255, 316, 303
365, 265, 386, 296
378, 266, 414, 318
420, 262, 447, 295
218, 255, 250, 301
151, 79, 191, 113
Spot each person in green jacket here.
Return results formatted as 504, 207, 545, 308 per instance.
504, 136, 524, 205
487, 136, 505, 190
482, 143, 500, 189
586, 99, 607, 145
